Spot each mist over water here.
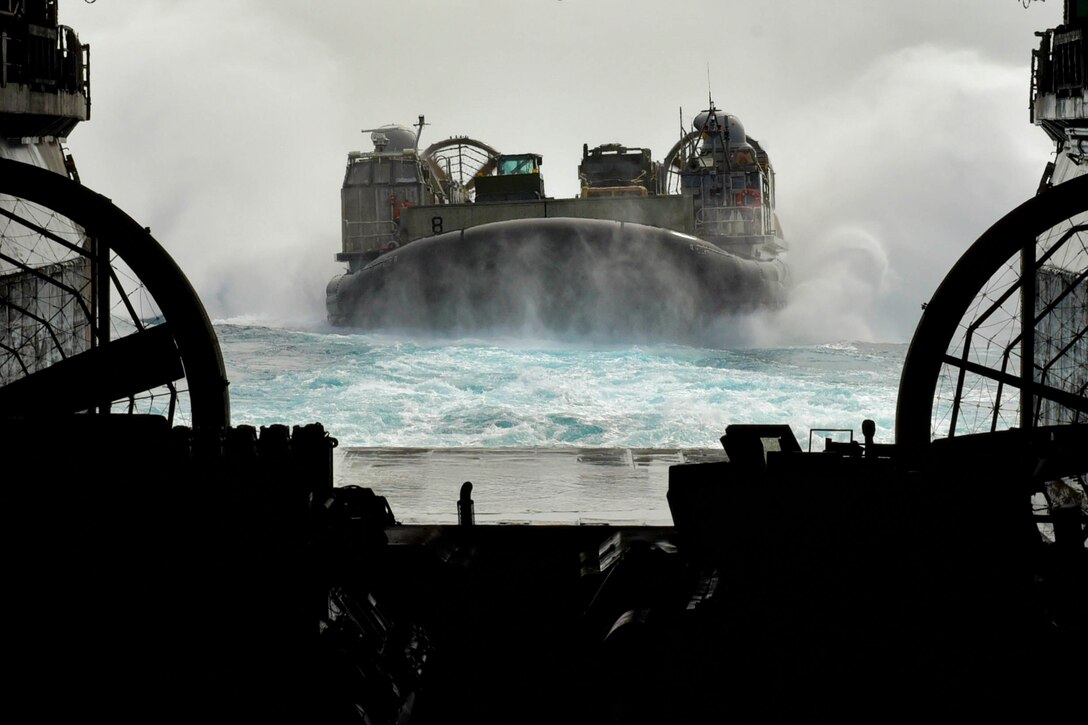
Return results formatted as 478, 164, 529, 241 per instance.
222, 217, 908, 449
333, 219, 787, 347
738, 226, 896, 346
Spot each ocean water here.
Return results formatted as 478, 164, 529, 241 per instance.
218, 322, 906, 523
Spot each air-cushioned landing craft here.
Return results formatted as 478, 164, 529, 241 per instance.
325, 106, 789, 340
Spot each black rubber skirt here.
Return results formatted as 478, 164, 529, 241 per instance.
327, 217, 787, 342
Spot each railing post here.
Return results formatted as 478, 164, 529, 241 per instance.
1021, 235, 1036, 432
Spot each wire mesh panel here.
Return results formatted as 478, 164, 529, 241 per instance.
1, 160, 228, 428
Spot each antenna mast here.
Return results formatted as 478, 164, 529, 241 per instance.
413, 115, 428, 152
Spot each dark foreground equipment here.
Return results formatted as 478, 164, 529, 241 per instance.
4, 416, 1085, 722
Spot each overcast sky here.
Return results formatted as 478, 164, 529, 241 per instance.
58, 0, 1063, 343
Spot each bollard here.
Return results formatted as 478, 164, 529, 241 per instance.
457, 481, 474, 526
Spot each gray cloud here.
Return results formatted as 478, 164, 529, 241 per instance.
59, 1, 1062, 340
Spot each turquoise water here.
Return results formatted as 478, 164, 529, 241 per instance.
217, 322, 905, 522
219, 323, 905, 450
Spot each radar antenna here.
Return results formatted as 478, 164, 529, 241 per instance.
413, 114, 428, 152
707, 62, 712, 108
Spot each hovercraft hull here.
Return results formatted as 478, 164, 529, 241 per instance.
326, 217, 787, 340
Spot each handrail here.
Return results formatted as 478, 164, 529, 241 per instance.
1033, 27, 1086, 100
343, 220, 397, 252
695, 204, 767, 238
0, 20, 88, 99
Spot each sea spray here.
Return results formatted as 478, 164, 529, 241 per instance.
219, 323, 905, 449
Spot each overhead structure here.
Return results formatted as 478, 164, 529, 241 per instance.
898, 2, 1087, 448
895, 174, 1087, 447
0, 159, 230, 429
661, 130, 702, 197
421, 136, 502, 197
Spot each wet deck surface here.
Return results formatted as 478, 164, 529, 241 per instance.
334, 447, 726, 524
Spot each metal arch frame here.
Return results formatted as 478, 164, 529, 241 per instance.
0, 158, 230, 430
895, 174, 1088, 448
661, 130, 701, 194
421, 136, 502, 192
